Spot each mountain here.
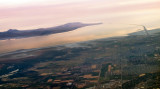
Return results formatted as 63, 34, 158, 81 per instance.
128, 28, 160, 35
0, 22, 102, 40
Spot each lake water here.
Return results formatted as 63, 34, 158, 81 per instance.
0, 23, 159, 54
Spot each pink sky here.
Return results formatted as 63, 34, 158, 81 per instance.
0, 0, 160, 31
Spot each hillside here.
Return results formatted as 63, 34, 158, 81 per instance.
129, 28, 160, 35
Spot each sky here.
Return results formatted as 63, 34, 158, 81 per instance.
0, 0, 160, 32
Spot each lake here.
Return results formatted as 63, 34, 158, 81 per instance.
0, 23, 159, 54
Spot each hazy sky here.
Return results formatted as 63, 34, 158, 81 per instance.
0, 0, 160, 31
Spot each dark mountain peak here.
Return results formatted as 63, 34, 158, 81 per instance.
7, 29, 19, 32
0, 22, 102, 40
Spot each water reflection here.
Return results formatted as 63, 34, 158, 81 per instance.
0, 23, 151, 54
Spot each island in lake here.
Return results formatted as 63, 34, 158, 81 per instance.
0, 22, 102, 40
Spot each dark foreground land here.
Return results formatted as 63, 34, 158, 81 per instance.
0, 31, 160, 89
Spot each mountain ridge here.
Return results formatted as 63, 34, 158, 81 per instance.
0, 22, 102, 40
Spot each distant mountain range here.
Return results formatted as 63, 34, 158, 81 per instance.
128, 28, 160, 35
0, 22, 102, 40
